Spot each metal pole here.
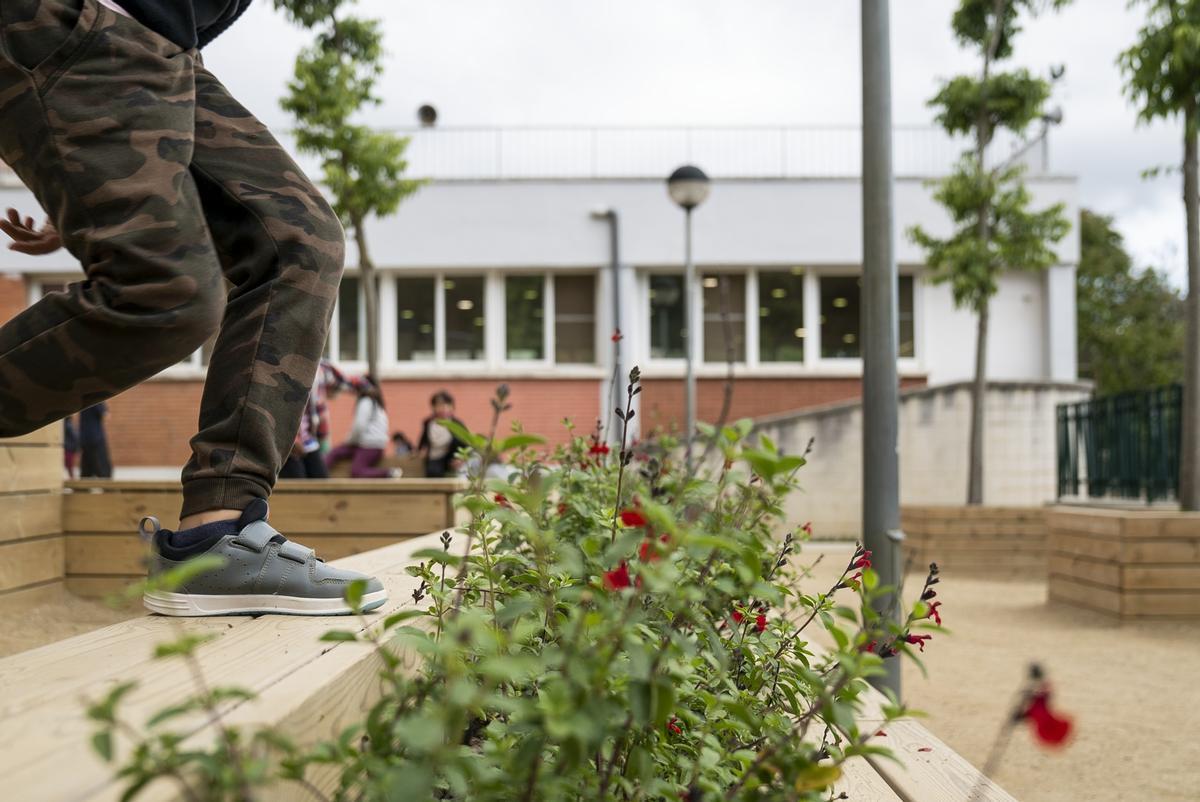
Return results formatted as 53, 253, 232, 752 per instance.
684, 207, 697, 472
861, 0, 902, 696
608, 211, 625, 446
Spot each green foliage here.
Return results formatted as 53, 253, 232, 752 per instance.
910, 0, 1071, 315
92, 379, 942, 800
1077, 209, 1186, 394
274, 0, 423, 227
911, 160, 1070, 312
1118, 0, 1200, 130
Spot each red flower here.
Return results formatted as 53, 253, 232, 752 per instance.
603, 561, 632, 590
905, 633, 932, 652
557, 502, 568, 516
1023, 690, 1072, 747
732, 610, 744, 624
494, 493, 512, 508
755, 614, 768, 633
666, 717, 682, 735
853, 549, 872, 570
859, 640, 877, 654
620, 509, 648, 527
875, 730, 887, 737
638, 540, 659, 562
926, 600, 943, 626
611, 329, 623, 343
589, 442, 611, 456
801, 521, 813, 536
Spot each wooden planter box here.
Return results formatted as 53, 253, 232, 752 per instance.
0, 427, 65, 614
62, 478, 464, 597
901, 505, 1046, 576
1047, 506, 1200, 618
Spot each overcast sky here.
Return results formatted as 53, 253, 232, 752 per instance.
205, 0, 1188, 287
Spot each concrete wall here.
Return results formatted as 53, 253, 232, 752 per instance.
756, 381, 1092, 539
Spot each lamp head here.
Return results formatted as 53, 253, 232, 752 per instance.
667, 165, 711, 210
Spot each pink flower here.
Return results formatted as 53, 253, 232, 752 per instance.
603, 561, 632, 590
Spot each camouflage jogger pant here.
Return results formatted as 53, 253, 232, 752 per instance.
0, 0, 345, 518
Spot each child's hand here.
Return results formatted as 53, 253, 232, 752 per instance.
0, 209, 61, 255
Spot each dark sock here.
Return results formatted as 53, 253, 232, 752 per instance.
168, 518, 240, 551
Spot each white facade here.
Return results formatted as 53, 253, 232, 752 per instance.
0, 127, 1080, 388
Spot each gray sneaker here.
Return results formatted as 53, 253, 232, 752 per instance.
143, 500, 388, 617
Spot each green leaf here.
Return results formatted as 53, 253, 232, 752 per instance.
498, 433, 546, 452
345, 578, 366, 612
91, 731, 114, 762
319, 630, 359, 643
153, 632, 217, 660
437, 418, 486, 451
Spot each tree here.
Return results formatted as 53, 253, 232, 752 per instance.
909, 0, 1071, 505
1119, 0, 1200, 510
273, 0, 424, 380
1077, 209, 1185, 395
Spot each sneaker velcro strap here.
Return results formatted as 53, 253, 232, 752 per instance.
278, 540, 314, 564
232, 520, 279, 553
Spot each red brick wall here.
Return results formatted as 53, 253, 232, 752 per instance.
0, 274, 25, 325
100, 374, 927, 467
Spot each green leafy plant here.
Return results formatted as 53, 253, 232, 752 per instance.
92, 377, 943, 800
1119, 0, 1200, 510
909, 0, 1072, 505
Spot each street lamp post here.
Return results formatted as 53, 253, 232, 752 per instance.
667, 165, 711, 472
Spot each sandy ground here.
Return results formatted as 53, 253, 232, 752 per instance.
4, 549, 1199, 801
799, 542, 1200, 802
0, 586, 139, 659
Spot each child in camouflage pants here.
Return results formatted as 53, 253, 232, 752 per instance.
0, 0, 387, 615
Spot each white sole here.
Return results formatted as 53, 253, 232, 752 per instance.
143, 589, 389, 617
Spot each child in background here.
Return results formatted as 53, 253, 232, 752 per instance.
63, 417, 79, 479
419, 390, 466, 478
326, 376, 393, 479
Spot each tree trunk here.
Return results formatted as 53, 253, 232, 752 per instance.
1181, 101, 1200, 510
968, 299, 989, 504
352, 216, 380, 381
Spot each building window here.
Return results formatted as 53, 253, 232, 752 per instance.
444, 275, 485, 361
819, 274, 915, 359
396, 276, 436, 361
758, 269, 806, 362
337, 275, 362, 361
899, 275, 915, 358
505, 275, 544, 360
649, 274, 686, 359
702, 273, 746, 362
554, 274, 596, 364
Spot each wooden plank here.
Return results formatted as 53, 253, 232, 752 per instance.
1047, 532, 1121, 561
0, 492, 62, 544
1123, 565, 1200, 591
1161, 516, 1200, 538
1045, 509, 1125, 538
0, 536, 64, 592
65, 576, 143, 602
832, 755, 903, 801
1048, 554, 1120, 588
0, 445, 61, 494
66, 533, 418, 576
0, 579, 63, 616
1, 425, 63, 447
1048, 575, 1122, 615
68, 478, 465, 494
1123, 539, 1200, 564
0, 540, 432, 802
65, 489, 455, 534
858, 719, 1016, 802
1123, 591, 1200, 617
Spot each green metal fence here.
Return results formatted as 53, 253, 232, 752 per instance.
1057, 385, 1182, 503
